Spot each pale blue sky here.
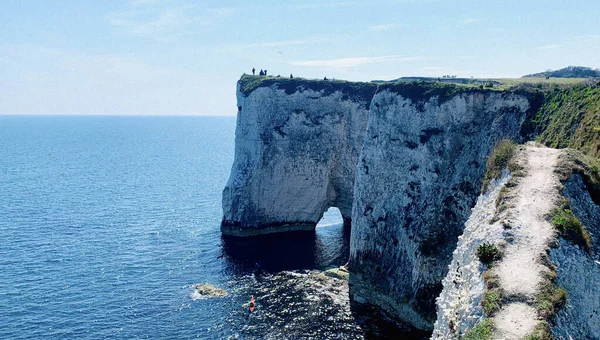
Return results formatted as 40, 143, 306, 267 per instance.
1, 0, 599, 115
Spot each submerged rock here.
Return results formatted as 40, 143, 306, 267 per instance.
324, 266, 350, 281
192, 283, 228, 298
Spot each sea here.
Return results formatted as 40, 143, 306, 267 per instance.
0, 116, 381, 339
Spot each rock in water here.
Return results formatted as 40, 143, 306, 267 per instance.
192, 283, 228, 298
324, 266, 350, 281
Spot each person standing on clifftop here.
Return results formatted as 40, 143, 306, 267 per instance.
252, 67, 255, 75
290, 73, 293, 79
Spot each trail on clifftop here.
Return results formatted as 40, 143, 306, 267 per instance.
492, 144, 561, 339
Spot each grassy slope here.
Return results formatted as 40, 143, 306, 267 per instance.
531, 84, 600, 158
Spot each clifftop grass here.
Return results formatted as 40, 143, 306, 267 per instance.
238, 75, 379, 104
237, 75, 540, 110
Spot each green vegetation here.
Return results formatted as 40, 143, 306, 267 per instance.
463, 318, 495, 340
378, 81, 496, 108
535, 271, 567, 319
524, 322, 553, 340
523, 66, 600, 79
550, 198, 592, 251
237, 74, 379, 105
526, 82, 600, 158
481, 269, 504, 317
496, 77, 587, 87
482, 140, 517, 192
482, 289, 503, 316
555, 149, 600, 205
238, 74, 549, 113
477, 242, 503, 265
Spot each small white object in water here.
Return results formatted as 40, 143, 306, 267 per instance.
191, 282, 228, 300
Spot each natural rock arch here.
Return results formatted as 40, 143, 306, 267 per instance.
221, 82, 371, 236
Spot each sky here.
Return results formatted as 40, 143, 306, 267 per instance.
1, 0, 599, 116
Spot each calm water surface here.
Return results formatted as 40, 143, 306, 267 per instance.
0, 116, 365, 339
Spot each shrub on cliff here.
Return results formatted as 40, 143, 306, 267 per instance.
477, 242, 503, 264
524, 321, 553, 340
555, 149, 600, 206
464, 318, 494, 340
550, 198, 592, 251
482, 140, 517, 192
535, 271, 567, 319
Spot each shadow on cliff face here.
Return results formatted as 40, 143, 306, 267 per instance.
220, 223, 351, 275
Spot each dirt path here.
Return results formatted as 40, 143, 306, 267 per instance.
492, 143, 561, 339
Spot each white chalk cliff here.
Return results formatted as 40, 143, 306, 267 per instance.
222, 78, 373, 236
221, 76, 600, 334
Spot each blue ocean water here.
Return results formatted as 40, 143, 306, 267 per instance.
0, 116, 361, 339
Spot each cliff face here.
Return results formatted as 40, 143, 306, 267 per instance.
432, 172, 510, 338
222, 76, 533, 329
550, 174, 600, 338
221, 78, 373, 236
349, 90, 530, 329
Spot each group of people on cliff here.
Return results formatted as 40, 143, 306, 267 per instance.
252, 67, 333, 80
252, 67, 269, 76
252, 67, 294, 78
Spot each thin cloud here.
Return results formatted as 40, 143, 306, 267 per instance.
291, 55, 425, 69
537, 44, 561, 50
294, 1, 362, 9
460, 18, 481, 25
108, 5, 235, 41
206, 7, 237, 17
109, 6, 194, 40
235, 37, 335, 49
576, 34, 600, 41
423, 67, 448, 71
129, 0, 161, 6
369, 23, 402, 32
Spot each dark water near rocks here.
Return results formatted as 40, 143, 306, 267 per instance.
0, 116, 377, 339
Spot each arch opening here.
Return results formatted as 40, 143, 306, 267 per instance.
316, 207, 344, 228
315, 207, 351, 268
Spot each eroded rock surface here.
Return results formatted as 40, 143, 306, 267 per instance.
550, 174, 600, 339
349, 90, 530, 329
431, 173, 510, 338
221, 77, 537, 331
221, 81, 372, 236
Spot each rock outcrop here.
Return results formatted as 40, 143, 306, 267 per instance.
191, 283, 228, 299
222, 76, 536, 330
221, 77, 374, 236
550, 174, 600, 338
349, 89, 530, 330
431, 172, 510, 338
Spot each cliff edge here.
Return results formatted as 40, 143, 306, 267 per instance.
222, 75, 539, 330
